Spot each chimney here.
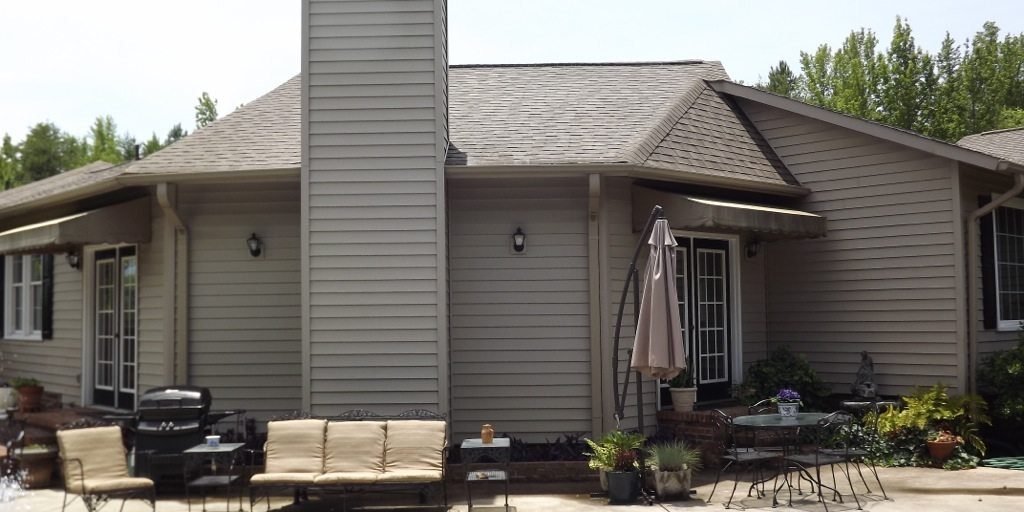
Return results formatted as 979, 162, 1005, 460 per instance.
300, 0, 449, 415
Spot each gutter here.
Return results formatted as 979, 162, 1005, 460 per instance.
156, 183, 190, 385
966, 161, 1024, 393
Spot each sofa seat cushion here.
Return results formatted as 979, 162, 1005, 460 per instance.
313, 471, 382, 485
80, 477, 153, 494
324, 421, 386, 474
264, 419, 327, 474
250, 473, 320, 486
384, 420, 446, 472
377, 469, 443, 483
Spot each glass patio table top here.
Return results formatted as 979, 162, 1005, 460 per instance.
733, 412, 829, 428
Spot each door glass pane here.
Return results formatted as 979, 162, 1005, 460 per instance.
696, 249, 728, 384
31, 283, 42, 331
120, 256, 138, 394
12, 256, 22, 284
95, 259, 116, 390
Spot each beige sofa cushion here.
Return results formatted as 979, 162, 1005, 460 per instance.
84, 477, 154, 494
376, 469, 443, 483
265, 419, 327, 474
324, 421, 386, 474
383, 420, 445, 472
250, 473, 319, 486
57, 426, 134, 494
314, 471, 381, 485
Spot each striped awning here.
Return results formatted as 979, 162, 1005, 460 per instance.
632, 186, 826, 239
0, 198, 150, 254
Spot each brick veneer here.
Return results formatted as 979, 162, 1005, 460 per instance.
657, 406, 747, 467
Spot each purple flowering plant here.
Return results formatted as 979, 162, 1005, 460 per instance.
771, 388, 802, 405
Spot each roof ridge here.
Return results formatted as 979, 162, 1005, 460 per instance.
962, 126, 1024, 138
632, 82, 709, 166
450, 60, 710, 69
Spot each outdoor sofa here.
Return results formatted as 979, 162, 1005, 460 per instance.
248, 409, 448, 510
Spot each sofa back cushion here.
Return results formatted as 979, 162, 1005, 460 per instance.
324, 421, 386, 473
57, 426, 128, 492
265, 419, 327, 474
384, 420, 446, 472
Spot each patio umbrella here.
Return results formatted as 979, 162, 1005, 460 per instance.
629, 217, 686, 380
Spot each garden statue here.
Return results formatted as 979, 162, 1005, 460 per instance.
852, 351, 877, 398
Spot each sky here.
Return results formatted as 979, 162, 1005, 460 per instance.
0, 0, 1021, 145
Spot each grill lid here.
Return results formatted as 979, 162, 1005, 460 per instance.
138, 386, 211, 417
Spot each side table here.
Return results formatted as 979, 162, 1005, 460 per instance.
461, 438, 510, 511
183, 442, 247, 512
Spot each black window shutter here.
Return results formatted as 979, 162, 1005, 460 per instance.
0, 256, 5, 336
41, 253, 54, 340
979, 196, 998, 330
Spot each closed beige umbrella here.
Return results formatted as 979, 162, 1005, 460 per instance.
630, 218, 686, 380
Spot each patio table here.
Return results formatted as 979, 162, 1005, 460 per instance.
733, 412, 829, 428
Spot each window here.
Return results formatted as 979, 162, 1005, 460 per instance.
3, 254, 51, 340
994, 204, 1024, 329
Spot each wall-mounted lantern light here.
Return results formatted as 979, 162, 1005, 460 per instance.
66, 250, 81, 270
745, 240, 760, 259
247, 233, 263, 258
512, 227, 526, 253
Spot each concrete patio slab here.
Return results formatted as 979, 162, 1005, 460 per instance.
6, 466, 1024, 512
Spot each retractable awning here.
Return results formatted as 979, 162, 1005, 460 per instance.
632, 186, 826, 239
0, 198, 151, 254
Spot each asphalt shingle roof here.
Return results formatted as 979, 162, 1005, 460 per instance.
0, 160, 121, 215
123, 75, 302, 176
958, 127, 1024, 167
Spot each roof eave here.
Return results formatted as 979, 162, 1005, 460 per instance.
445, 163, 810, 197
0, 180, 124, 221
116, 166, 301, 185
707, 80, 1013, 173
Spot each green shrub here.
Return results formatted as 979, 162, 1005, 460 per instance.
9, 377, 40, 389
978, 338, 1024, 425
871, 383, 990, 469
734, 347, 830, 409
647, 440, 702, 472
583, 430, 645, 471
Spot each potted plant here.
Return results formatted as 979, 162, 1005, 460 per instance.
13, 443, 58, 488
583, 433, 615, 491
771, 388, 802, 418
926, 430, 960, 462
585, 430, 645, 503
668, 360, 697, 412
10, 377, 43, 413
647, 440, 702, 501
0, 382, 17, 412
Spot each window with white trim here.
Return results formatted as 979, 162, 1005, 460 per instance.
994, 204, 1024, 329
4, 254, 45, 339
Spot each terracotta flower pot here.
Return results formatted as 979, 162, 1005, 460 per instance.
17, 385, 43, 412
927, 439, 957, 461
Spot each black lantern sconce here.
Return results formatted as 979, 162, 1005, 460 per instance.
745, 240, 761, 259
511, 227, 526, 253
247, 233, 263, 258
66, 249, 81, 270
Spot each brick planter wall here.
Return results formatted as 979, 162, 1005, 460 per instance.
657, 406, 747, 468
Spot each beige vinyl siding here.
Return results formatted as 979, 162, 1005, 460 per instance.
180, 182, 301, 422
303, 0, 448, 416
137, 198, 165, 394
739, 98, 962, 395
1, 258, 82, 404
448, 177, 591, 442
602, 177, 655, 433
742, 244, 768, 365
958, 166, 1020, 355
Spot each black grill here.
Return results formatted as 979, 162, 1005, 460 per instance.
135, 386, 213, 454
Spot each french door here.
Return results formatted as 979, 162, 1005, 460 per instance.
93, 246, 138, 410
659, 236, 733, 406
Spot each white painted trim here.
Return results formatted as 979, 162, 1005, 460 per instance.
950, 161, 968, 392
299, 0, 311, 413
587, 174, 603, 437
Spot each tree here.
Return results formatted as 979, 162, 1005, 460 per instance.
925, 33, 967, 141
961, 22, 1009, 134
89, 115, 122, 163
195, 92, 218, 129
142, 133, 163, 157
0, 133, 21, 190
118, 133, 138, 161
165, 123, 187, 145
19, 122, 85, 181
764, 60, 801, 98
878, 17, 931, 130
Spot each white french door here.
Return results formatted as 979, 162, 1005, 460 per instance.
93, 246, 138, 410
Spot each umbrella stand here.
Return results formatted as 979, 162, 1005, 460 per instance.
610, 204, 664, 505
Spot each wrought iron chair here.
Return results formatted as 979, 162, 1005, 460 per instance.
56, 423, 155, 512
707, 409, 784, 509
832, 400, 893, 499
778, 411, 861, 512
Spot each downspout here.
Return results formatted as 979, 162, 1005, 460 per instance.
966, 162, 1023, 393
156, 183, 189, 385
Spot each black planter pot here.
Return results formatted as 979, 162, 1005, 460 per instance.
606, 470, 639, 504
